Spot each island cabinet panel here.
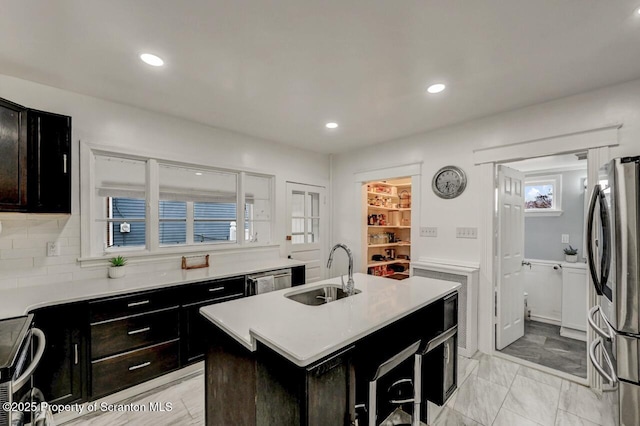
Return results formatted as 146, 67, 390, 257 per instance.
203, 287, 460, 426
205, 324, 354, 426
32, 303, 88, 405
205, 326, 257, 426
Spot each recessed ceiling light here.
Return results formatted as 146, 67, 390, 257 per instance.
325, 122, 338, 129
427, 83, 446, 94
636, 7, 640, 14
140, 53, 164, 67
195, 172, 203, 176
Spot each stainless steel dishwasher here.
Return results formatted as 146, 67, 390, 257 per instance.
246, 268, 292, 296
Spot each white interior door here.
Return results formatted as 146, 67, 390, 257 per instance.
286, 182, 326, 283
496, 165, 526, 350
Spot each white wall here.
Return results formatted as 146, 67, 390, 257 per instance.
523, 260, 563, 324
331, 78, 640, 352
0, 74, 330, 289
524, 169, 588, 262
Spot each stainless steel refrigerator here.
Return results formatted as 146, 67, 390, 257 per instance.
587, 156, 640, 426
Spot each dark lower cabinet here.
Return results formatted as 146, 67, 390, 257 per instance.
183, 301, 216, 364
33, 303, 87, 405
28, 268, 299, 403
292, 265, 306, 286
91, 339, 180, 399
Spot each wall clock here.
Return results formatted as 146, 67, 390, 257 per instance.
432, 165, 467, 199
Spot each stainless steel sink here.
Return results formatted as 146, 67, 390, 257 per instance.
285, 284, 361, 306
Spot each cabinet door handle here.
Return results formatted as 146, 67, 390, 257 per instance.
128, 327, 151, 335
63, 154, 68, 174
208, 287, 225, 292
128, 300, 150, 308
444, 342, 450, 363
74, 343, 78, 365
129, 361, 151, 371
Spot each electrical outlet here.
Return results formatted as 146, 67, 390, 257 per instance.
420, 227, 437, 237
456, 227, 478, 239
47, 241, 60, 257
561, 234, 570, 244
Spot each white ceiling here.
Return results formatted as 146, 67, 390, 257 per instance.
2, 1, 640, 154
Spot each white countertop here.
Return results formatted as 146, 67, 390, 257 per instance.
200, 273, 460, 367
0, 258, 303, 319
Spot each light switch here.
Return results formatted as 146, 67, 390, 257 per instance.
420, 227, 437, 237
456, 227, 478, 239
561, 234, 570, 244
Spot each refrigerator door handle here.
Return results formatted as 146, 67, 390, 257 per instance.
589, 337, 619, 389
587, 305, 613, 340
587, 185, 604, 295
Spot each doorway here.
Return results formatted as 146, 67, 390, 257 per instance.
495, 153, 589, 378
285, 182, 326, 283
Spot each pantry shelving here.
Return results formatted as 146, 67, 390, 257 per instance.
363, 178, 412, 279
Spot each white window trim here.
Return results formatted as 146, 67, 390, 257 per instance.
524, 174, 563, 217
80, 145, 275, 263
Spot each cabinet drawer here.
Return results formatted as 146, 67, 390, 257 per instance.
91, 339, 179, 399
89, 289, 179, 323
182, 277, 245, 305
91, 308, 179, 359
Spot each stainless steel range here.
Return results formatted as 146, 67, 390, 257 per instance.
587, 156, 640, 426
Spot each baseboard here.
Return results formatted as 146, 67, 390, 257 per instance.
529, 314, 561, 326
560, 326, 587, 342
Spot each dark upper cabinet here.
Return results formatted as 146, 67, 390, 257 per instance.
0, 97, 71, 213
0, 98, 27, 210
27, 109, 72, 213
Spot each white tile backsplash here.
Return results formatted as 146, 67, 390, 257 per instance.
0, 212, 284, 291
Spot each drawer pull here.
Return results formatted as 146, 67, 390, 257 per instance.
128, 300, 150, 308
128, 327, 151, 335
129, 361, 151, 371
208, 287, 225, 292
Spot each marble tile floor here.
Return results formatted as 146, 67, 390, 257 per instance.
61, 352, 614, 426
499, 320, 587, 378
438, 352, 617, 426
63, 372, 204, 426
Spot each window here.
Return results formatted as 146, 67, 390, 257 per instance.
245, 174, 272, 243
159, 164, 238, 246
290, 189, 320, 244
94, 156, 147, 251
86, 151, 273, 257
524, 174, 562, 216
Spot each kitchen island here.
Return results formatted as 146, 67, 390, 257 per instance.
200, 272, 460, 425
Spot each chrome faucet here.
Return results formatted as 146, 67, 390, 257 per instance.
327, 243, 355, 296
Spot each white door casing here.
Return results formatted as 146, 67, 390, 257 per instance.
286, 182, 326, 283
496, 165, 526, 350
